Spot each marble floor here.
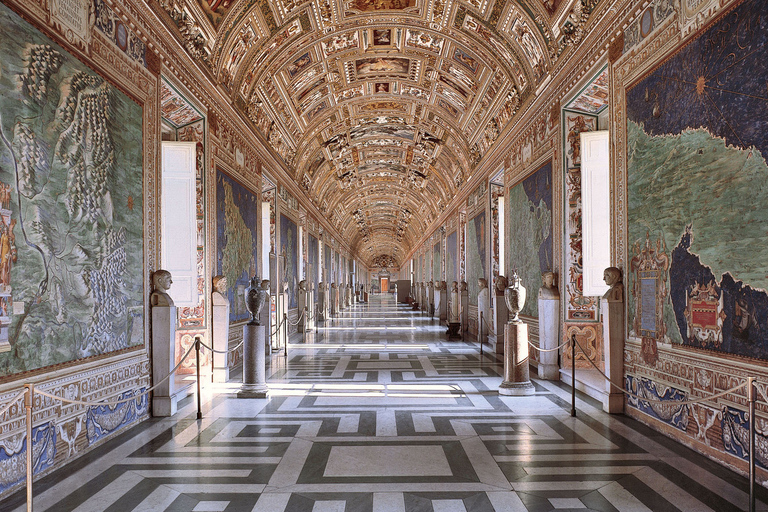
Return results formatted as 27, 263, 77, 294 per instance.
5, 294, 768, 511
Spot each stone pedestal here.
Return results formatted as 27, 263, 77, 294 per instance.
317, 289, 327, 322
152, 305, 179, 416
346, 286, 352, 307
446, 323, 462, 340
307, 290, 315, 331
499, 321, 535, 396
330, 286, 338, 316
212, 300, 230, 383
537, 296, 560, 380
449, 292, 459, 323
601, 299, 625, 413
438, 286, 447, 322
477, 287, 490, 343
428, 283, 435, 316
460, 288, 469, 333
298, 289, 308, 333
490, 293, 508, 354
238, 324, 268, 398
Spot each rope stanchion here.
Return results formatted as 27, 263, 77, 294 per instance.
528, 338, 571, 353
36, 342, 198, 407
569, 335, 748, 406
197, 338, 245, 355
749, 376, 756, 512
195, 336, 202, 420
479, 311, 483, 356
283, 313, 288, 359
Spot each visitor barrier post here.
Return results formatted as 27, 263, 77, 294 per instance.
25, 383, 33, 512
195, 336, 202, 420
479, 311, 483, 356
283, 313, 288, 359
571, 334, 576, 417
749, 376, 756, 512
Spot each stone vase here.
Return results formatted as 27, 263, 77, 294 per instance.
505, 275, 526, 323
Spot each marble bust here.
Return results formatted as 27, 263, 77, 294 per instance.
478, 278, 488, 291
212, 275, 229, 305
150, 269, 174, 307
261, 279, 270, 291
459, 281, 468, 292
299, 280, 307, 292
495, 275, 508, 294
451, 281, 458, 293
603, 267, 623, 302
539, 271, 559, 300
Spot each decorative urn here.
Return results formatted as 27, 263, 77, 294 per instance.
245, 275, 266, 325
504, 272, 526, 323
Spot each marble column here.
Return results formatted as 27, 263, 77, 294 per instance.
490, 276, 508, 354
537, 272, 560, 380
211, 277, 230, 383
499, 274, 535, 396
601, 267, 625, 414
460, 281, 469, 334
238, 323, 268, 398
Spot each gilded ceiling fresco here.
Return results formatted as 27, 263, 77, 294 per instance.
159, 0, 596, 266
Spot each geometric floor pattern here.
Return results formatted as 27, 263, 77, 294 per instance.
5, 294, 768, 511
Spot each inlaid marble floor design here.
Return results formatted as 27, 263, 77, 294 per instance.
5, 295, 768, 511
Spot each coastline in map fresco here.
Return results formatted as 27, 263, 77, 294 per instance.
466, 211, 486, 306
0, 3, 144, 376
217, 171, 258, 323
309, 235, 319, 291
447, 231, 457, 284
507, 161, 553, 318
280, 215, 299, 309
626, 0, 768, 360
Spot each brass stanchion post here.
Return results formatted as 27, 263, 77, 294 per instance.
24, 383, 33, 512
195, 336, 202, 420
571, 334, 576, 418
749, 376, 756, 512
283, 313, 288, 359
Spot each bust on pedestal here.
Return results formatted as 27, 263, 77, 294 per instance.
537, 272, 561, 380
601, 267, 625, 413
211, 275, 231, 383
490, 275, 509, 354
477, 278, 490, 343
238, 276, 268, 398
151, 270, 179, 416
499, 272, 535, 395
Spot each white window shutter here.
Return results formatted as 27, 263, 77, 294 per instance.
161, 142, 199, 307
580, 130, 611, 297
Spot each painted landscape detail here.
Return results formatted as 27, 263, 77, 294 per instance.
0, 3, 144, 376
280, 214, 298, 309
216, 171, 258, 323
507, 161, 553, 317
626, 0, 768, 360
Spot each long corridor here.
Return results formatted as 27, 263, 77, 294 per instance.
7, 295, 768, 512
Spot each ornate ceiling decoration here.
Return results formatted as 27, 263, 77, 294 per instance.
158, 0, 599, 266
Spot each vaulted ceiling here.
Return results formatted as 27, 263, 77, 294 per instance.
158, 0, 598, 267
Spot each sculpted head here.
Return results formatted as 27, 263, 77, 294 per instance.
261, 279, 270, 290
495, 275, 508, 293
542, 271, 555, 288
603, 267, 622, 287
153, 270, 172, 292
478, 277, 487, 290
212, 275, 227, 293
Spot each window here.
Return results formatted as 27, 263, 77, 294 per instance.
580, 130, 611, 297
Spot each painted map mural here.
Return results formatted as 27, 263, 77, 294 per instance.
626, 0, 768, 360
280, 214, 298, 309
216, 171, 258, 323
507, 161, 553, 317
0, 3, 144, 376
446, 231, 457, 284
466, 211, 486, 305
